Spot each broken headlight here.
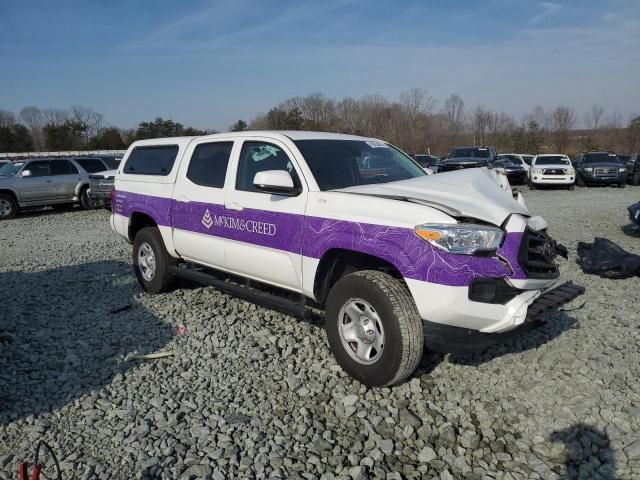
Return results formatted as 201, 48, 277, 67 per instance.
414, 224, 504, 255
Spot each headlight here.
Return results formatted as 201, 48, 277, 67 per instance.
619, 167, 626, 172
414, 223, 504, 255
567, 167, 575, 175
532, 168, 542, 175
583, 167, 593, 172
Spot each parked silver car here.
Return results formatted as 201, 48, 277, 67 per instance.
0, 157, 105, 220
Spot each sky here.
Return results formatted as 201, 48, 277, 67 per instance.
0, 0, 638, 131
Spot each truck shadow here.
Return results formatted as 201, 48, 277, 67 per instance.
0, 261, 173, 426
550, 423, 616, 479
436, 310, 579, 367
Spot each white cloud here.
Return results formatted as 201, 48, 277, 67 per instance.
530, 1, 562, 24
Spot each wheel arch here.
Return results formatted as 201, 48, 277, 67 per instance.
313, 248, 404, 306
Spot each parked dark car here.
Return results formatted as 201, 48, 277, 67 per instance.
439, 146, 498, 173
89, 155, 122, 170
574, 151, 627, 188
493, 158, 528, 185
625, 154, 640, 186
414, 154, 441, 172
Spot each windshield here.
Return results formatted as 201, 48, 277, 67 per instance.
583, 153, 619, 163
294, 139, 426, 191
449, 148, 491, 159
0, 162, 24, 177
535, 156, 570, 166
521, 155, 534, 165
495, 159, 515, 166
103, 157, 121, 169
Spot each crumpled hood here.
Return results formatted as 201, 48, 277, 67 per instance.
336, 167, 530, 226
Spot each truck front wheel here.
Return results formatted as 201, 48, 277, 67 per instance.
133, 227, 175, 294
325, 270, 423, 387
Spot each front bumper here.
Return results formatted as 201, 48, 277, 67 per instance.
531, 174, 574, 185
579, 171, 625, 184
422, 281, 585, 354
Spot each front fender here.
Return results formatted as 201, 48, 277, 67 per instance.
303, 217, 511, 286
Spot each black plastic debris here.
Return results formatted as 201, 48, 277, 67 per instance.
629, 201, 640, 226
577, 237, 640, 279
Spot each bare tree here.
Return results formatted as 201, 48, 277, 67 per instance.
472, 106, 492, 145
548, 106, 576, 153
441, 94, 465, 150
42, 108, 70, 127
584, 105, 605, 130
400, 88, 434, 153
19, 106, 44, 150
70, 105, 104, 145
0, 109, 16, 128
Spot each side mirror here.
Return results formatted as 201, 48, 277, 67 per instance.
21, 170, 32, 177
253, 170, 300, 196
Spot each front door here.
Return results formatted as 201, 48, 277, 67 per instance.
171, 139, 236, 269
19, 160, 58, 205
224, 139, 307, 291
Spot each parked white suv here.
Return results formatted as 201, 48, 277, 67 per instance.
529, 154, 575, 189
111, 132, 583, 386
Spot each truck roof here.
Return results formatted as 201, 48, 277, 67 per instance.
129, 131, 378, 148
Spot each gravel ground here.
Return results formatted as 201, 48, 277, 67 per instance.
0, 186, 639, 480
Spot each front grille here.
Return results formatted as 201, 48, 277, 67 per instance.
517, 229, 560, 279
594, 168, 617, 175
543, 168, 565, 175
89, 178, 114, 194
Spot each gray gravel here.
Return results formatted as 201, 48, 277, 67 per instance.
1, 187, 639, 480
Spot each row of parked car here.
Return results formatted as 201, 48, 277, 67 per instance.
414, 148, 640, 189
0, 155, 120, 220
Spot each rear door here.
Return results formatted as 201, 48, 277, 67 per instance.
19, 160, 58, 204
51, 160, 82, 200
171, 138, 236, 268
223, 137, 307, 291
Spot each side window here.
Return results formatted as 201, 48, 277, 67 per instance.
75, 158, 106, 173
124, 145, 179, 176
51, 160, 79, 175
236, 141, 299, 192
186, 142, 233, 188
26, 161, 53, 177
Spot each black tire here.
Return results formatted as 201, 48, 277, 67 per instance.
576, 175, 586, 187
79, 186, 96, 210
528, 180, 536, 190
632, 171, 640, 186
618, 182, 626, 189
325, 270, 423, 387
132, 227, 175, 294
0, 193, 18, 220
567, 184, 575, 190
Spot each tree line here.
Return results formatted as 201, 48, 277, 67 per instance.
0, 106, 210, 153
249, 90, 640, 156
2, 91, 639, 155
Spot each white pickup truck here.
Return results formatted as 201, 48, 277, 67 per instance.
111, 131, 584, 386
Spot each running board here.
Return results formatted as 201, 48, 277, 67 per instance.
168, 265, 313, 319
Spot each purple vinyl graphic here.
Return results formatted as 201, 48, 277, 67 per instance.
114, 190, 526, 286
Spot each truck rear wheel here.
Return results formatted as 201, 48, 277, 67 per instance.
133, 227, 175, 294
80, 186, 97, 210
0, 194, 17, 220
325, 270, 423, 387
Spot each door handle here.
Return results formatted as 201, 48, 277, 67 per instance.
175, 195, 190, 203
226, 202, 244, 212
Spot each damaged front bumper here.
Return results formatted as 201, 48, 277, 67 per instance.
423, 281, 585, 354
